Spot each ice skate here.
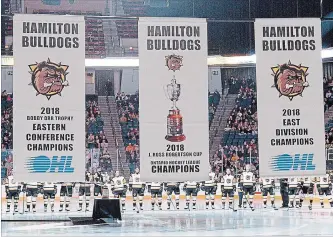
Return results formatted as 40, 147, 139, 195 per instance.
151, 204, 155, 210
206, 203, 209, 210
59, 206, 63, 212
167, 204, 171, 210
6, 208, 10, 213
184, 203, 189, 210
192, 204, 196, 210
211, 203, 215, 209
32, 207, 36, 213
263, 203, 267, 208
51, 204, 54, 212
222, 203, 225, 209
321, 203, 324, 208
308, 204, 312, 210
44, 205, 47, 212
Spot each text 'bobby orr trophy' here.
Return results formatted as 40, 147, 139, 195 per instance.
164, 55, 186, 142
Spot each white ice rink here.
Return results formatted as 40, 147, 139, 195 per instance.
2, 199, 333, 236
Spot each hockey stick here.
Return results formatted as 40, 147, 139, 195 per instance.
287, 188, 300, 211
243, 192, 255, 211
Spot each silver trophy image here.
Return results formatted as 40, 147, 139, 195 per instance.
164, 76, 186, 142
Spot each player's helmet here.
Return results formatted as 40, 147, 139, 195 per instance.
226, 168, 231, 175
115, 171, 120, 177
135, 168, 140, 174
245, 164, 251, 172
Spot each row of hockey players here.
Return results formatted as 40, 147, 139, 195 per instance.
4, 165, 333, 213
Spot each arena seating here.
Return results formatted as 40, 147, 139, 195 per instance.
121, 0, 146, 16
324, 76, 333, 111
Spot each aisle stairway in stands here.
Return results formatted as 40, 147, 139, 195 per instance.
102, 19, 123, 56
98, 96, 130, 179
209, 94, 239, 158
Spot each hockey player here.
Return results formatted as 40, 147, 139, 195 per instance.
317, 173, 333, 208
288, 177, 301, 208
164, 181, 180, 210
5, 176, 21, 213
111, 171, 127, 212
148, 182, 163, 210
240, 164, 255, 209
201, 166, 218, 209
299, 177, 315, 210
183, 181, 200, 210
42, 182, 57, 212
59, 182, 73, 211
260, 178, 276, 208
129, 168, 145, 212
221, 168, 236, 210
78, 172, 93, 211
93, 171, 103, 197
24, 182, 42, 213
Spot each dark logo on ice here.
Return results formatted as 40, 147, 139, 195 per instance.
271, 61, 309, 101
165, 54, 183, 72
29, 58, 69, 100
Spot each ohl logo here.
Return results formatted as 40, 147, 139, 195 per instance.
25, 155, 74, 173
270, 153, 316, 171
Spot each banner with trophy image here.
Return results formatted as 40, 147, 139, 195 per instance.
255, 18, 326, 177
138, 17, 209, 182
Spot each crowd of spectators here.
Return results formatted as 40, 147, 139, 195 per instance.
324, 76, 333, 111
116, 92, 140, 174
1, 91, 13, 150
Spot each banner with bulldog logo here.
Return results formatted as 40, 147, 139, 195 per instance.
255, 18, 325, 177
13, 14, 85, 182
138, 17, 209, 182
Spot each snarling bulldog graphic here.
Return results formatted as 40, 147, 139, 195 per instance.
28, 58, 69, 100
165, 54, 183, 72
271, 61, 309, 101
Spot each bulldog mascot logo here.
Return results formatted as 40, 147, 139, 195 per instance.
165, 54, 183, 72
271, 61, 309, 101
28, 58, 69, 100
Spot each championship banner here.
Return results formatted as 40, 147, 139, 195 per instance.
13, 14, 85, 182
255, 18, 325, 177
138, 17, 209, 182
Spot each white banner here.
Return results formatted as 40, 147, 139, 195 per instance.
139, 17, 209, 182
13, 14, 85, 182
255, 18, 325, 177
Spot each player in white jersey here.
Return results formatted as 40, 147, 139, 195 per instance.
240, 164, 255, 209
78, 172, 93, 211
299, 177, 315, 210
316, 173, 333, 208
164, 181, 181, 210
5, 176, 21, 213
183, 181, 200, 210
111, 171, 127, 212
201, 166, 218, 209
148, 182, 163, 210
42, 182, 57, 212
221, 168, 236, 210
288, 177, 301, 208
260, 178, 276, 208
129, 168, 145, 212
23, 182, 42, 213
59, 182, 73, 211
